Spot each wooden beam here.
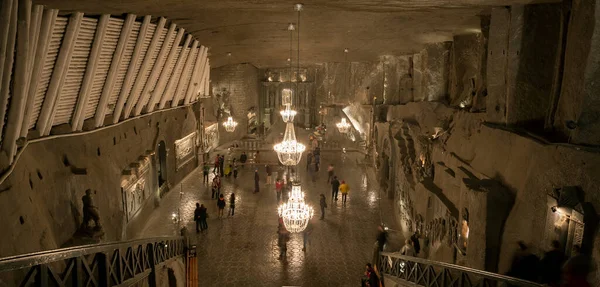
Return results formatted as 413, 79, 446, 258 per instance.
71, 14, 109, 131
94, 13, 135, 128
204, 60, 210, 96
195, 48, 210, 99
159, 34, 191, 109
0, 0, 16, 144
2, 0, 31, 161
134, 22, 175, 116
183, 46, 206, 105
20, 6, 51, 138
123, 17, 166, 119
112, 15, 150, 124
37, 12, 82, 136
146, 28, 184, 113
171, 40, 197, 107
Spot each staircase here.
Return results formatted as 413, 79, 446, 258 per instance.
0, 236, 187, 287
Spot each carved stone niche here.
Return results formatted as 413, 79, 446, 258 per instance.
121, 156, 151, 222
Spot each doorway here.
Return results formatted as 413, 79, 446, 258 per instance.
157, 141, 167, 187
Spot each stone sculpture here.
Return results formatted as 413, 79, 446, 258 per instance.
81, 189, 102, 231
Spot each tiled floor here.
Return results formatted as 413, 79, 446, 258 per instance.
137, 150, 401, 286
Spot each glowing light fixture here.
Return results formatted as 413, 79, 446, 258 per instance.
336, 118, 351, 134
274, 122, 305, 165
278, 182, 314, 233
223, 116, 238, 132
280, 106, 297, 123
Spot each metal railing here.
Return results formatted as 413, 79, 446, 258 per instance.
0, 236, 185, 287
379, 252, 543, 287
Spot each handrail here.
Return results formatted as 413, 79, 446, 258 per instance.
0, 236, 182, 271
0, 236, 185, 286
380, 252, 543, 287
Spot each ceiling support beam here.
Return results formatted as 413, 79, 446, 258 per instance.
2, 0, 31, 163
184, 46, 206, 105
123, 17, 166, 119
112, 15, 150, 124
36, 12, 82, 136
134, 22, 175, 116
159, 34, 191, 109
21, 7, 54, 138
0, 0, 17, 144
72, 14, 110, 131
146, 28, 184, 113
171, 40, 197, 107
94, 13, 135, 128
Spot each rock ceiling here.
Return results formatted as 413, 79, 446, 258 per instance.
35, 0, 558, 68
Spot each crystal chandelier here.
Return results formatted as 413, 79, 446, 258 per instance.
280, 106, 297, 123
274, 122, 305, 165
278, 182, 314, 233
223, 116, 238, 132
336, 118, 351, 134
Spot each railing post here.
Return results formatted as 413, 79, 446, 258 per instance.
36, 265, 48, 287
97, 252, 110, 287
74, 257, 83, 287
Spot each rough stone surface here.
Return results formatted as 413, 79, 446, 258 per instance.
486, 7, 510, 124
420, 43, 451, 102
448, 33, 486, 108
0, 105, 200, 257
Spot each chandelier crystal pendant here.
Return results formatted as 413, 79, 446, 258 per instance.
274, 122, 306, 165
336, 118, 351, 134
223, 116, 238, 132
280, 106, 297, 123
278, 182, 314, 233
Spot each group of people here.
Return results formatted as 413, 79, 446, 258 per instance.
506, 241, 594, 287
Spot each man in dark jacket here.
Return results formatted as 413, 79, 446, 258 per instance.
254, 169, 260, 193
331, 176, 340, 201
219, 155, 225, 176
194, 203, 201, 232
197, 204, 208, 231
411, 232, 421, 255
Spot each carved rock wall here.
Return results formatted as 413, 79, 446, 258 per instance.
0, 104, 199, 257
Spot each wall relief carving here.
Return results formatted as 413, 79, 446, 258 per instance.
175, 132, 197, 170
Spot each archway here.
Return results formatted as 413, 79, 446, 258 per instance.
157, 141, 167, 187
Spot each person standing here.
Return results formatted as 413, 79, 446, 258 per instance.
240, 152, 247, 168
198, 204, 208, 231
539, 240, 565, 286
319, 194, 327, 220
194, 203, 202, 233
339, 180, 350, 204
213, 154, 220, 173
233, 159, 238, 179
401, 239, 416, 256
266, 165, 272, 185
506, 241, 540, 282
278, 224, 290, 260
211, 175, 219, 199
302, 220, 313, 252
217, 194, 226, 218
330, 176, 340, 202
275, 179, 284, 202
219, 155, 225, 176
203, 162, 210, 183
306, 152, 313, 171
327, 164, 334, 183
228, 193, 236, 216
254, 169, 260, 193
411, 232, 421, 255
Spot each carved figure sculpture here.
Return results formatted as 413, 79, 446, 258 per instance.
82, 189, 102, 230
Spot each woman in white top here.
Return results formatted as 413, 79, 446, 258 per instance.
400, 239, 416, 257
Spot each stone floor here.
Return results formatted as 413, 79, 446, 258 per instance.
137, 150, 402, 286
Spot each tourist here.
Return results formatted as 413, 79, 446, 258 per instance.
278, 224, 290, 260
562, 245, 592, 287
266, 165, 272, 185
401, 239, 416, 256
217, 194, 226, 218
211, 175, 219, 199
228, 193, 236, 216
314, 152, 321, 172
302, 220, 313, 252
376, 225, 388, 252
306, 152, 313, 171
411, 231, 421, 255
224, 164, 232, 177
330, 176, 340, 202
275, 178, 284, 201
319, 194, 327, 220
339, 180, 350, 204
219, 155, 225, 175
539, 240, 565, 286
213, 154, 220, 173
203, 162, 210, 183
327, 164, 334, 183
506, 241, 539, 282
361, 263, 380, 287
194, 203, 202, 233
240, 152, 247, 167
254, 169, 260, 193
198, 204, 208, 231
233, 160, 239, 179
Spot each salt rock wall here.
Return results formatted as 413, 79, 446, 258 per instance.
0, 104, 199, 257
